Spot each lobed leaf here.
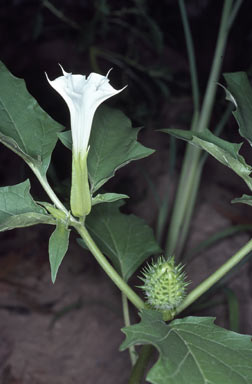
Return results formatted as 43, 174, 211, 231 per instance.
224, 72, 252, 146
58, 105, 154, 193
0, 180, 54, 231
120, 310, 252, 384
0, 61, 63, 175
81, 202, 161, 281
0, 212, 55, 232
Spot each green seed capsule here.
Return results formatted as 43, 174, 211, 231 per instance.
139, 256, 189, 315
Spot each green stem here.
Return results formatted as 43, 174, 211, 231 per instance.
165, 0, 233, 258
196, 0, 233, 133
164, 0, 200, 257
43, 0, 81, 31
128, 345, 154, 384
73, 223, 145, 310
178, 0, 200, 112
30, 165, 69, 214
177, 105, 232, 260
30, 166, 144, 311
165, 115, 200, 257
176, 158, 202, 259
176, 238, 252, 315
156, 135, 176, 243
122, 293, 137, 366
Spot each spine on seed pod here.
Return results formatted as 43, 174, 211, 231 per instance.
139, 256, 189, 320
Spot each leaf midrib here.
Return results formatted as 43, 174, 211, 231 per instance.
0, 96, 28, 153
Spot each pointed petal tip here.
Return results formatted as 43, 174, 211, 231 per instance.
58, 63, 71, 77
45, 71, 52, 84
105, 68, 127, 93
106, 68, 113, 78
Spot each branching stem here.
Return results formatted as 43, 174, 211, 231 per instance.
176, 238, 252, 315
165, 0, 234, 258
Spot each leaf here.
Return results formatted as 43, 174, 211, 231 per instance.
89, 105, 154, 192
231, 194, 252, 206
57, 130, 71, 150
0, 61, 63, 175
224, 72, 252, 146
162, 128, 252, 191
49, 222, 70, 283
83, 202, 161, 281
0, 180, 54, 231
120, 310, 252, 384
0, 212, 55, 232
58, 105, 154, 193
92, 192, 129, 206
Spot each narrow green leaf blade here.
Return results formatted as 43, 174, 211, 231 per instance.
162, 128, 252, 190
232, 194, 252, 206
92, 192, 129, 206
84, 202, 161, 281
49, 222, 70, 283
0, 61, 63, 175
120, 310, 252, 384
58, 106, 154, 193
224, 72, 252, 145
0, 180, 54, 231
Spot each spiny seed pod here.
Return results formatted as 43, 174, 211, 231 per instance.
139, 256, 189, 314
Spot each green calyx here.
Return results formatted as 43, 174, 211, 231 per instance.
139, 256, 189, 315
71, 150, 91, 219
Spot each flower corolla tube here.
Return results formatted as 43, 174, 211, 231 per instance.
46, 65, 125, 218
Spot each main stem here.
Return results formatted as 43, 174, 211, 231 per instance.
165, 0, 233, 258
73, 223, 145, 310
128, 345, 154, 384
30, 165, 145, 311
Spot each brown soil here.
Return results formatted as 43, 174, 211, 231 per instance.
0, 173, 251, 384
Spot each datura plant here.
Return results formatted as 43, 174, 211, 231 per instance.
1, 2, 252, 383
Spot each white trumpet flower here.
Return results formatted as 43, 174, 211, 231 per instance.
46, 65, 125, 218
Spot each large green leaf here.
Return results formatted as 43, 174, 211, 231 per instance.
82, 202, 161, 281
58, 105, 154, 193
0, 61, 63, 175
162, 128, 252, 191
224, 72, 252, 146
49, 222, 70, 283
120, 310, 252, 384
0, 180, 55, 231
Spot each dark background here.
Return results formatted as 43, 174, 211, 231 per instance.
1, 0, 252, 199
1, 0, 252, 185
0, 1, 252, 383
